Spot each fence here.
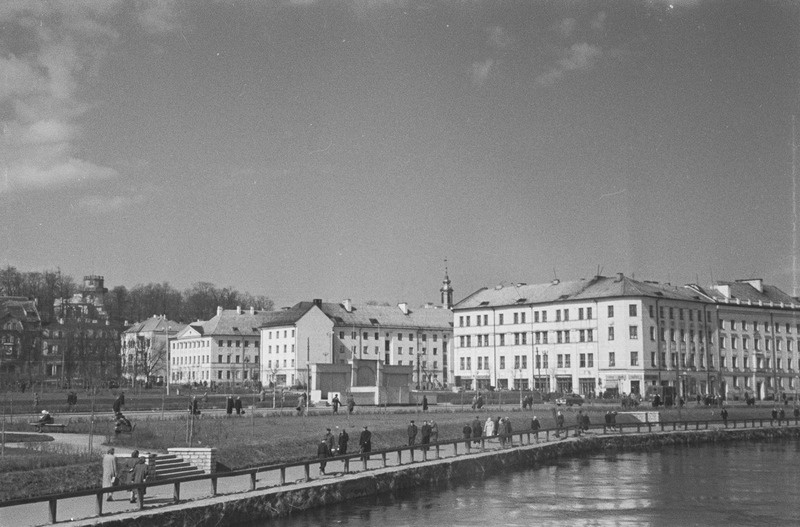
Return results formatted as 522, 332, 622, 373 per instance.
2, 416, 798, 524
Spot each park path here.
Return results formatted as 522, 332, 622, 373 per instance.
1, 427, 583, 526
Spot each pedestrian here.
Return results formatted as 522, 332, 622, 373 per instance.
721, 407, 729, 427
605, 411, 612, 431
575, 410, 584, 436
33, 392, 39, 411
483, 416, 494, 438
407, 419, 418, 446
492, 415, 501, 436
779, 407, 786, 425
226, 395, 234, 416
556, 411, 565, 438
234, 396, 243, 416
471, 416, 482, 444
332, 394, 340, 414
297, 392, 307, 416
463, 422, 472, 446
359, 425, 372, 458
611, 411, 618, 431
324, 427, 336, 453
430, 419, 439, 444
317, 439, 331, 475
531, 415, 541, 442
347, 394, 355, 414
128, 451, 149, 503
503, 416, 513, 446
420, 420, 432, 449
338, 427, 349, 455
102, 448, 118, 502
422, 395, 429, 412
772, 407, 778, 423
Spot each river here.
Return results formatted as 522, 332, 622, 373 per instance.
251, 440, 800, 526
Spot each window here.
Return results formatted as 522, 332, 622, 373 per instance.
557, 354, 563, 368
514, 313, 519, 324
608, 327, 615, 341
578, 308, 584, 320
629, 326, 638, 339
587, 329, 593, 342
630, 352, 639, 366
499, 356, 505, 369
534, 311, 540, 323
742, 320, 747, 331
556, 310, 561, 322
608, 305, 614, 318
580, 353, 586, 367
563, 309, 569, 321
499, 314, 504, 325
564, 355, 571, 368
587, 354, 594, 367
499, 334, 505, 346
742, 336, 749, 350
557, 331, 563, 344
542, 311, 548, 322
730, 320, 736, 331
579, 330, 586, 342
521, 313, 526, 324
649, 327, 655, 341
586, 307, 592, 320
629, 304, 637, 317
648, 305, 654, 318
609, 352, 615, 367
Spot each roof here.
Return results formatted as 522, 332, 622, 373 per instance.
259, 301, 453, 330
0, 296, 41, 325
183, 308, 276, 337
694, 280, 799, 308
454, 275, 712, 310
124, 316, 186, 335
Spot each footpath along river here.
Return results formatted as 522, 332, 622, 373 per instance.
253, 439, 800, 526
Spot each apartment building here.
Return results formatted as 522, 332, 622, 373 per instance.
121, 316, 185, 386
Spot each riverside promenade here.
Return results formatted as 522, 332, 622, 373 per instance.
4, 418, 798, 527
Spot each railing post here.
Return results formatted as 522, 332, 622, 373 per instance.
435, 444, 440, 459
303, 463, 310, 482
95, 492, 103, 516
422, 447, 428, 462
250, 471, 257, 491
362, 454, 368, 471
211, 477, 218, 496
49, 498, 57, 524
480, 438, 485, 451
545, 430, 550, 441
174, 481, 181, 502
381, 452, 387, 468
345, 457, 350, 472
280, 467, 286, 485
410, 447, 415, 463
397, 450, 402, 465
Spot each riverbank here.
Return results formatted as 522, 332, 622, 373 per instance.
55, 425, 800, 527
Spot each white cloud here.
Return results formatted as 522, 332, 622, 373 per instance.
0, 1, 182, 194
77, 194, 145, 216
471, 59, 493, 87
536, 42, 602, 86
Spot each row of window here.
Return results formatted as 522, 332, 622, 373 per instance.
458, 329, 596, 347
171, 354, 259, 365
719, 320, 798, 334
265, 330, 294, 339
720, 335, 796, 352
719, 355, 793, 371
459, 308, 598, 327
339, 331, 443, 342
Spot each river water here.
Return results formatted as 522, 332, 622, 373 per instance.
252, 440, 800, 526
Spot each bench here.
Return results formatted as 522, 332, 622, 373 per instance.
28, 422, 67, 433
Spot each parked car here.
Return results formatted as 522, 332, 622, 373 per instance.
555, 394, 585, 406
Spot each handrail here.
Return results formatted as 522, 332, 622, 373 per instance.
2, 417, 798, 523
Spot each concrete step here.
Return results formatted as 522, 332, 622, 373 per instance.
150, 453, 204, 478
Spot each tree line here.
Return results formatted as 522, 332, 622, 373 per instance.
0, 266, 274, 325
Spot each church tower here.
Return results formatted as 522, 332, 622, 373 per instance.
440, 264, 454, 309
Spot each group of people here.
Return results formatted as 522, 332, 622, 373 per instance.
405, 419, 439, 447
102, 448, 152, 503
329, 394, 357, 415
462, 415, 514, 446
225, 395, 244, 416
316, 425, 373, 474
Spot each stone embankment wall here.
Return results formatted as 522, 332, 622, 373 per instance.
75, 427, 800, 527
166, 447, 217, 474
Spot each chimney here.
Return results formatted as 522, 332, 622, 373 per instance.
217, 306, 223, 316
616, 272, 624, 282
398, 302, 409, 315
236, 306, 242, 315
343, 299, 352, 312
313, 299, 322, 307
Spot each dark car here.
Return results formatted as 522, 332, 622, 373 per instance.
556, 394, 585, 407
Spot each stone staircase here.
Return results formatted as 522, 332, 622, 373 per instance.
151, 453, 205, 479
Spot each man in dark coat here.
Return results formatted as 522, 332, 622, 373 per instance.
422, 395, 429, 411
112, 394, 124, 415
407, 420, 418, 446
721, 407, 729, 427
332, 395, 340, 413
234, 396, 243, 416
463, 423, 472, 446
359, 426, 372, 459
317, 439, 331, 475
471, 416, 482, 444
338, 427, 349, 455
226, 396, 234, 416
420, 420, 432, 449
324, 428, 336, 453
347, 395, 355, 414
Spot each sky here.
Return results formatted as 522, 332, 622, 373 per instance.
1, 0, 799, 310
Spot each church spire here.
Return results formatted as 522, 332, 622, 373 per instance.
440, 260, 454, 309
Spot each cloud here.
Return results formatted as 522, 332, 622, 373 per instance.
471, 59, 494, 87
536, 42, 602, 86
591, 11, 607, 32
77, 194, 145, 216
555, 18, 577, 39
486, 25, 513, 50
0, 2, 182, 194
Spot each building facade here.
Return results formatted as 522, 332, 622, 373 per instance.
453, 274, 800, 401
121, 316, 185, 387
169, 306, 273, 388
0, 296, 42, 388
258, 299, 453, 389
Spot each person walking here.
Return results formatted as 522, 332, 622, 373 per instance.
463, 422, 472, 446
347, 395, 356, 414
420, 420, 432, 450
102, 448, 118, 502
226, 395, 234, 417
483, 416, 494, 438
407, 420, 418, 446
338, 427, 349, 455
332, 394, 340, 414
531, 415, 541, 442
471, 416, 482, 445
422, 395, 429, 412
359, 426, 372, 459
234, 396, 243, 416
503, 416, 513, 447
721, 407, 729, 427
556, 410, 565, 438
317, 439, 331, 475
429, 419, 439, 444
324, 428, 336, 454
128, 451, 149, 503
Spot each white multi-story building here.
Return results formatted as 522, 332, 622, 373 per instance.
454, 274, 800, 401
122, 315, 185, 386
170, 306, 272, 387
259, 298, 453, 389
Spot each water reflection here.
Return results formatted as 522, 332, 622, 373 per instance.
252, 441, 800, 527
